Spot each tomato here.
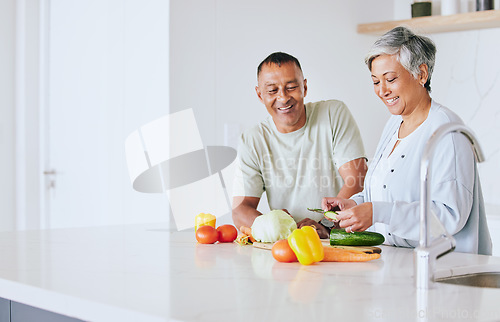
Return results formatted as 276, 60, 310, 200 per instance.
272, 239, 298, 262
217, 225, 238, 243
196, 225, 218, 244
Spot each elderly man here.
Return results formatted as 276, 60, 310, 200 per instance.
232, 52, 367, 238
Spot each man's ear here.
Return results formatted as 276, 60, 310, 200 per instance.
255, 85, 264, 103
303, 79, 308, 97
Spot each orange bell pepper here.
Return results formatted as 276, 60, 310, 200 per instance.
287, 226, 324, 265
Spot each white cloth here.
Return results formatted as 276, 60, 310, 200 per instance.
369, 130, 400, 241
233, 100, 366, 222
352, 100, 492, 255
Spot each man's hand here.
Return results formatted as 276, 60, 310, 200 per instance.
232, 196, 262, 229
296, 218, 330, 239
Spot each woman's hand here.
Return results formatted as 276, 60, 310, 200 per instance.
336, 202, 373, 233
321, 197, 357, 212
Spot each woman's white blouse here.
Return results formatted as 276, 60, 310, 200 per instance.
352, 100, 492, 255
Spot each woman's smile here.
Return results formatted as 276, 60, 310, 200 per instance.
386, 96, 399, 105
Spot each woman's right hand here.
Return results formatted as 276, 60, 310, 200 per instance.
321, 197, 356, 212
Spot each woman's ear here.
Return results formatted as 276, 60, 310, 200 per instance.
418, 63, 429, 87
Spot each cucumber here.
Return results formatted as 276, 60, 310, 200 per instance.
324, 211, 338, 221
330, 229, 385, 246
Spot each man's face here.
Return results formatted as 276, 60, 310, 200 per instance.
256, 62, 308, 133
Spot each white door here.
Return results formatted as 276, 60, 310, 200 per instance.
42, 0, 171, 229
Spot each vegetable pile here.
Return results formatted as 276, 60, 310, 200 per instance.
195, 224, 238, 244
271, 241, 381, 263
194, 210, 381, 264
194, 213, 238, 244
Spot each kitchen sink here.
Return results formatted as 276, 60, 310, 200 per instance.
436, 272, 500, 288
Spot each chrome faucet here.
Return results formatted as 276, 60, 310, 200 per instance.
415, 122, 485, 289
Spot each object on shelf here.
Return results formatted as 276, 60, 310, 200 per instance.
412, 1, 432, 17
442, 0, 460, 15
476, 0, 494, 10
357, 10, 500, 35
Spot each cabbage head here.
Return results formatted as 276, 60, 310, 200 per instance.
251, 209, 297, 243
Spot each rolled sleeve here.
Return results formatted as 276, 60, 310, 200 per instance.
350, 191, 365, 206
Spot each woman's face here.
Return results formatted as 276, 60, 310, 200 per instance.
370, 54, 427, 117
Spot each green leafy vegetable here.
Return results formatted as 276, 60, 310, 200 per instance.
251, 210, 297, 243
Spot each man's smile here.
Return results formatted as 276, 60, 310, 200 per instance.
277, 104, 293, 111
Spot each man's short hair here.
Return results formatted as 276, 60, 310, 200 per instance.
257, 52, 302, 78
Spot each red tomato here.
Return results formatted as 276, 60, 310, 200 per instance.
217, 225, 238, 243
196, 225, 218, 244
272, 239, 298, 262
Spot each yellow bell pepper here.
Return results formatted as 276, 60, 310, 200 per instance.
194, 213, 216, 231
287, 226, 324, 265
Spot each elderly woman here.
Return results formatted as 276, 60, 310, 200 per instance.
323, 26, 492, 255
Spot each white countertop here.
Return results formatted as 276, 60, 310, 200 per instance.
0, 223, 500, 321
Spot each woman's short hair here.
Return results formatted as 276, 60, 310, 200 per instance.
365, 26, 436, 92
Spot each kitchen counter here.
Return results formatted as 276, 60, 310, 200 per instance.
0, 223, 500, 321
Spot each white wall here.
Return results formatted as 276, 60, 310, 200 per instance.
170, 0, 500, 229
2, 1, 499, 231
170, 0, 394, 224
0, 0, 16, 231
171, 0, 393, 154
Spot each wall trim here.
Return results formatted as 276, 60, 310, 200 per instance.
15, 0, 27, 230
15, 0, 48, 230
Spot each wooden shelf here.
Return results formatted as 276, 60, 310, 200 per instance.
357, 9, 500, 35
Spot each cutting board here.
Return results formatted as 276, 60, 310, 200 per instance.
253, 239, 382, 254
252, 242, 275, 250
323, 243, 382, 254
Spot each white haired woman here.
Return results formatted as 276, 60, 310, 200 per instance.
323, 26, 492, 255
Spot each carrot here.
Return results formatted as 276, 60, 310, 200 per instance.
239, 226, 256, 243
322, 246, 381, 262
235, 234, 251, 245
